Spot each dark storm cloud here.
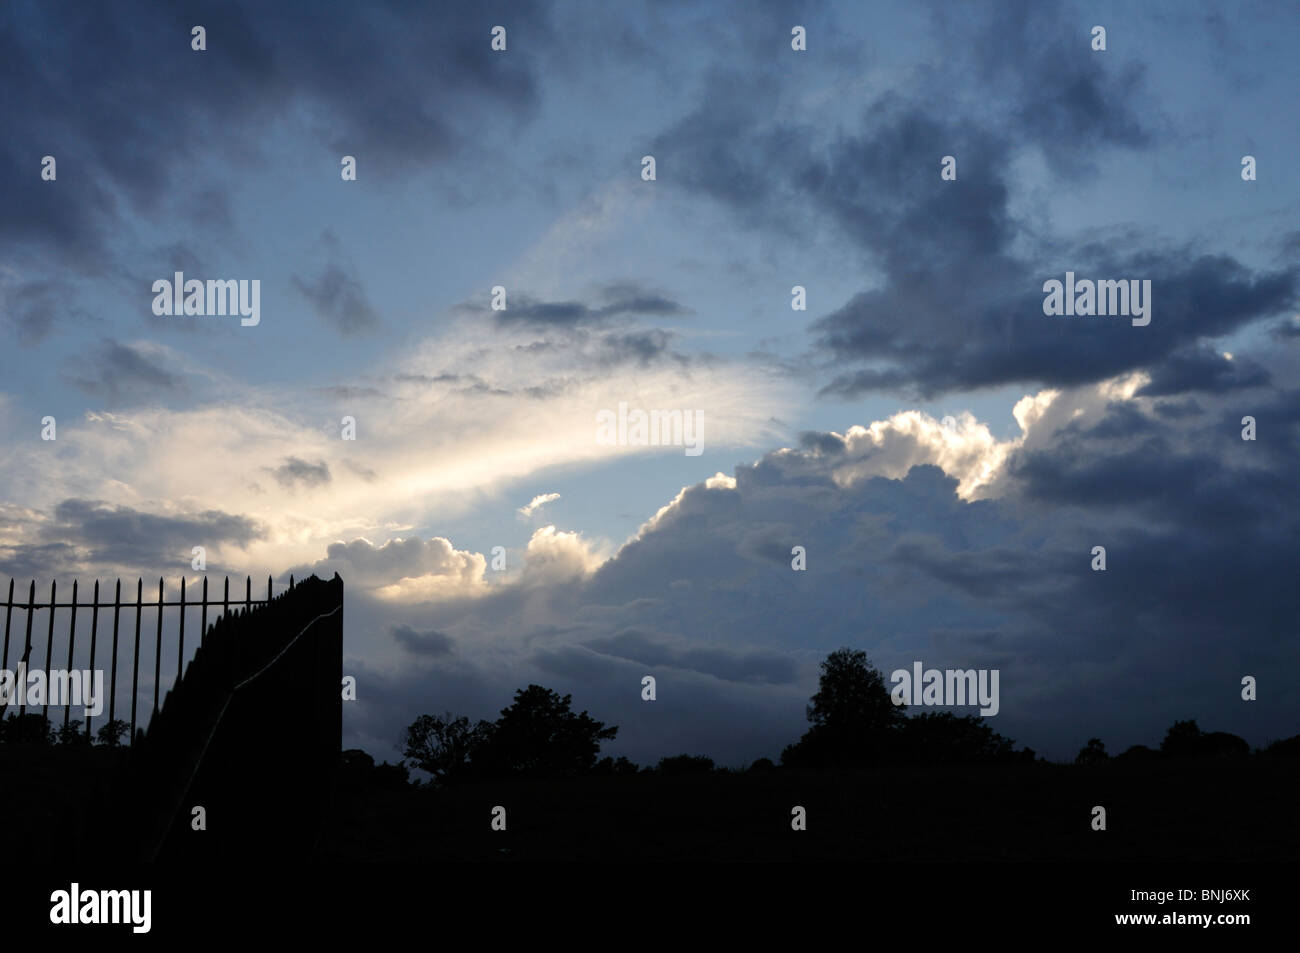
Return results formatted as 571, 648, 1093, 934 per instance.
648, 4, 1295, 398
582, 629, 798, 685
2, 279, 70, 345
0, 542, 81, 582
956, 0, 1153, 169
1269, 316, 1300, 341
461, 283, 691, 329
270, 457, 332, 489
390, 624, 455, 657
0, 0, 548, 272
293, 264, 380, 335
1136, 347, 1270, 397
63, 339, 185, 406
1006, 427, 1294, 535
812, 235, 1295, 401
47, 499, 262, 566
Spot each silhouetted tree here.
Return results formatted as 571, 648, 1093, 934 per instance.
781, 648, 903, 768
400, 712, 491, 784
471, 685, 617, 778
95, 719, 130, 747
808, 647, 904, 732
1161, 719, 1202, 757
0, 714, 53, 745
54, 719, 89, 746
1159, 720, 1248, 758
1075, 737, 1108, 765
895, 711, 1017, 763
748, 757, 776, 772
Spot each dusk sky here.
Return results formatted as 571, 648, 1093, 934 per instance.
2, 0, 1297, 766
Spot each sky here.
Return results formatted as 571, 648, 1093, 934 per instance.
1, 0, 1297, 765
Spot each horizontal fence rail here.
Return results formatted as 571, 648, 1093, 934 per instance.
0, 574, 301, 745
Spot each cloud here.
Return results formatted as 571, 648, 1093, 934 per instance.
63, 339, 185, 407
324, 358, 1300, 765
0, 0, 551, 276
1, 279, 71, 345
519, 526, 606, 586
517, 492, 561, 518
0, 498, 263, 574
293, 263, 380, 336
271, 457, 332, 490
390, 624, 455, 657
286, 536, 486, 599
644, 6, 1294, 400
582, 628, 798, 685
456, 282, 691, 330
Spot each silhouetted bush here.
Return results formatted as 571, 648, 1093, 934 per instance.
1116, 744, 1160, 761
340, 748, 412, 791
0, 713, 53, 745
657, 754, 715, 775
1262, 734, 1300, 758
894, 712, 1017, 764
372, 760, 410, 790
593, 755, 639, 776
1160, 720, 1249, 758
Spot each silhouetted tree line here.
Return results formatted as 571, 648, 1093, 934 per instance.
1072, 718, 1288, 763
344, 647, 1300, 787
0, 713, 131, 747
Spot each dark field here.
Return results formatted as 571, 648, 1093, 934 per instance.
321, 757, 1300, 863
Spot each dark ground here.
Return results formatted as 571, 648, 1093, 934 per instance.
4, 744, 1296, 863
320, 756, 1300, 862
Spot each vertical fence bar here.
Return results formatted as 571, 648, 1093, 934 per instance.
245, 575, 251, 614
289, 574, 294, 591
267, 574, 272, 604
109, 580, 121, 731
130, 579, 143, 745
153, 578, 163, 715
178, 576, 186, 682
42, 580, 56, 723
63, 580, 78, 731
200, 576, 208, 647
223, 575, 230, 621
2, 578, 14, 674
86, 580, 100, 742
19, 581, 35, 717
